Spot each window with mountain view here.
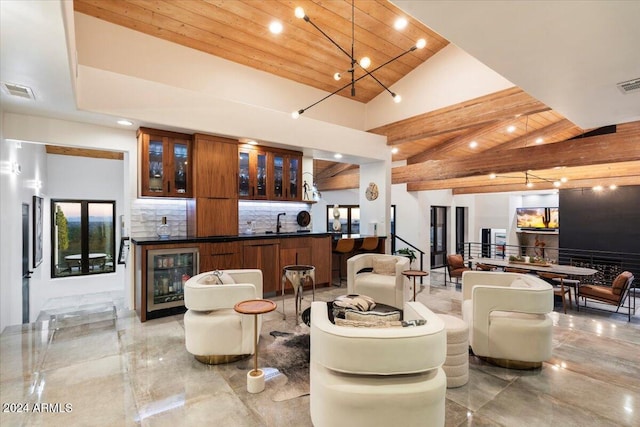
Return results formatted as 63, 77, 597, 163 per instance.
51, 200, 116, 278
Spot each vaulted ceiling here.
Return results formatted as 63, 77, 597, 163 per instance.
71, 0, 640, 194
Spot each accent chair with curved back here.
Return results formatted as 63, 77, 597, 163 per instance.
462, 271, 554, 368
347, 253, 410, 309
183, 269, 263, 364
310, 300, 447, 427
577, 271, 635, 321
446, 253, 471, 284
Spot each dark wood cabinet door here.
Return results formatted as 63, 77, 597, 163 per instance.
243, 242, 280, 295
193, 134, 238, 198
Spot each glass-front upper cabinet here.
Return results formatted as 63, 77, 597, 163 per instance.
269, 152, 302, 201
138, 128, 192, 198
288, 156, 300, 200
272, 154, 284, 199
238, 147, 268, 199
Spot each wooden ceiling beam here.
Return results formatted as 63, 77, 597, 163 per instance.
489, 118, 579, 152
46, 145, 124, 160
393, 121, 640, 183
406, 161, 640, 192
315, 162, 358, 179
450, 176, 640, 195
368, 87, 550, 145
316, 172, 360, 191
407, 118, 514, 163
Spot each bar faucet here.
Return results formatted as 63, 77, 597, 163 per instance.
276, 212, 286, 233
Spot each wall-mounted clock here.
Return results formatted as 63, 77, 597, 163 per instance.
365, 182, 379, 201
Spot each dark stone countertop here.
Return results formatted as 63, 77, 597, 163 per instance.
131, 231, 333, 245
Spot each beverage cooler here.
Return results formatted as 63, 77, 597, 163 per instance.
147, 247, 199, 313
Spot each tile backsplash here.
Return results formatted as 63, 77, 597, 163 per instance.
131, 199, 188, 238
238, 201, 313, 234
130, 199, 313, 238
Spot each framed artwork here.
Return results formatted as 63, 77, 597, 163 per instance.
33, 195, 43, 267
118, 237, 130, 265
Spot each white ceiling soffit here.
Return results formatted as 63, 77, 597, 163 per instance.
392, 0, 640, 129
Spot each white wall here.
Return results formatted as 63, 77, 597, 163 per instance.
1, 113, 136, 331
26, 153, 126, 321
366, 44, 514, 129
0, 134, 48, 331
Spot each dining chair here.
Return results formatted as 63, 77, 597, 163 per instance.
475, 263, 497, 271
577, 271, 635, 321
538, 272, 572, 314
504, 267, 529, 274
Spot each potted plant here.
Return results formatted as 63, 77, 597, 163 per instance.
395, 248, 417, 267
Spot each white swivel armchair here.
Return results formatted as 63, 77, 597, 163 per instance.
347, 254, 410, 308
310, 301, 447, 427
184, 269, 263, 364
462, 271, 554, 368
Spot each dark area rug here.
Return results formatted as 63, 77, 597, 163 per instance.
261, 325, 310, 401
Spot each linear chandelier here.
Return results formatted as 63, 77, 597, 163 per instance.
291, 1, 426, 119
489, 171, 568, 188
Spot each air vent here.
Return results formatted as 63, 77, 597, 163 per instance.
617, 78, 640, 94
1, 82, 35, 100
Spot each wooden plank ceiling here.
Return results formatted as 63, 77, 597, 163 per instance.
73, 0, 640, 194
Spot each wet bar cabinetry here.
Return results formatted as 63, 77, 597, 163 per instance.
187, 134, 239, 237
199, 241, 243, 272
133, 233, 332, 321
239, 144, 302, 202
243, 239, 281, 295
138, 128, 192, 198
134, 243, 199, 322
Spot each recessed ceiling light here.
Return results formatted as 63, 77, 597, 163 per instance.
593, 185, 603, 192
117, 119, 133, 126
507, 125, 516, 133
609, 184, 618, 190
560, 177, 568, 183
394, 17, 408, 30
489, 173, 496, 179
469, 141, 478, 148
269, 21, 283, 34
536, 137, 543, 144
391, 147, 398, 154
248, 140, 258, 145
334, 153, 343, 159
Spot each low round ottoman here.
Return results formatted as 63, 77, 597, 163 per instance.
437, 314, 469, 388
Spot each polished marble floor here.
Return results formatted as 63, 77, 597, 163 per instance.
1, 272, 638, 427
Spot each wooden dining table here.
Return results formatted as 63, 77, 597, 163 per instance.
471, 257, 598, 277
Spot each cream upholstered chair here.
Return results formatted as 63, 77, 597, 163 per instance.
347, 253, 410, 309
462, 271, 554, 368
310, 301, 446, 427
184, 269, 263, 364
